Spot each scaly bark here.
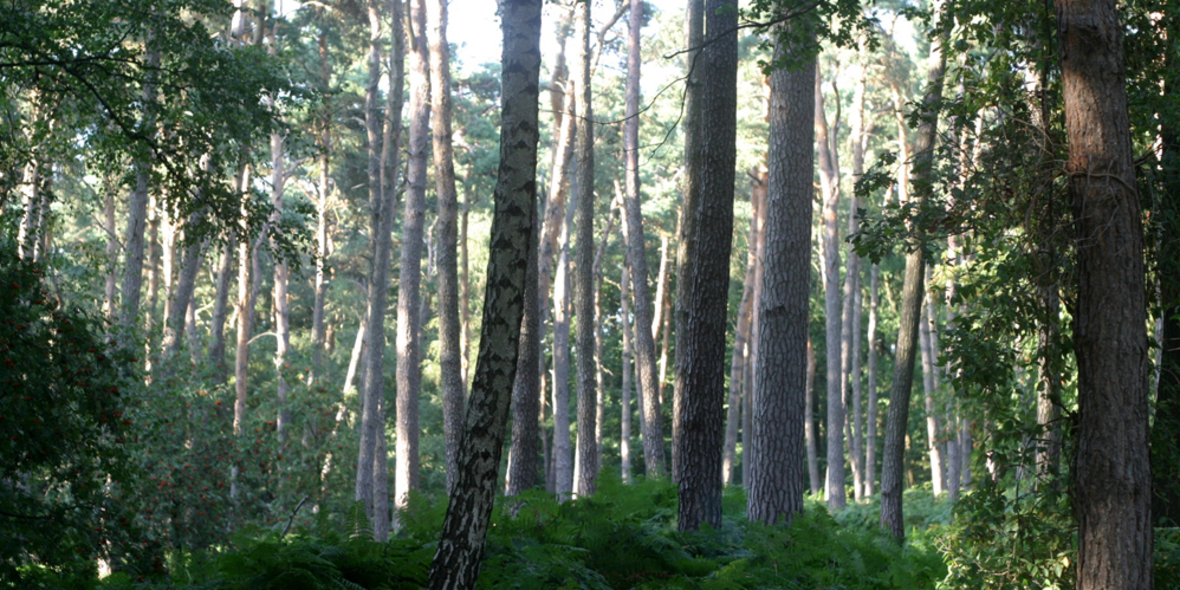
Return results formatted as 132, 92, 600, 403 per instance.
424, 0, 540, 582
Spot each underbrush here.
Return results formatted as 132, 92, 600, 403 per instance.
94, 474, 946, 590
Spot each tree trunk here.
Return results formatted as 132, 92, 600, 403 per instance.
919, 292, 944, 496
395, 0, 423, 519
311, 27, 333, 375
879, 4, 946, 537
805, 336, 820, 495
506, 210, 542, 495
552, 187, 576, 498
428, 0, 465, 497
620, 255, 635, 484
571, 0, 598, 498
209, 236, 234, 385
356, 0, 400, 539
103, 179, 119, 320
270, 123, 291, 444
675, 0, 737, 531
816, 70, 845, 510
424, 0, 540, 581
673, 0, 704, 485
864, 263, 880, 497
724, 232, 755, 485
591, 203, 618, 476
161, 211, 205, 361
747, 37, 813, 526
233, 165, 254, 439
1057, 0, 1153, 586
119, 43, 159, 339
620, 0, 665, 482
844, 67, 867, 502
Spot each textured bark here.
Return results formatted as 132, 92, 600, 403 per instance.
621, 0, 664, 482
1056, 0, 1153, 586
844, 68, 867, 501
311, 28, 333, 375
17, 157, 44, 262
673, 0, 704, 484
506, 211, 541, 495
815, 71, 845, 509
675, 0, 737, 531
209, 237, 234, 385
424, 0, 540, 582
864, 263, 880, 497
747, 39, 813, 526
805, 337, 820, 495
919, 293, 943, 496
880, 6, 945, 537
620, 256, 635, 484
355, 0, 400, 539
395, 0, 423, 517
119, 43, 159, 338
552, 187, 576, 497
428, 0, 465, 496
572, 0, 598, 497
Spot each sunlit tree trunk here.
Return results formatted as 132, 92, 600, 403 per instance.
919, 292, 944, 496
864, 263, 880, 497
552, 189, 576, 497
424, 0, 540, 580
428, 0, 464, 496
571, 0, 598, 498
844, 66, 867, 502
880, 2, 946, 537
747, 34, 813, 525
815, 70, 845, 509
620, 255, 635, 484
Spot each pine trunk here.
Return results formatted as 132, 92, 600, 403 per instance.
816, 71, 845, 509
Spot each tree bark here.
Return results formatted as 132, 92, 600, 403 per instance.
424, 0, 540, 582
209, 236, 234, 385
621, 0, 665, 482
844, 66, 867, 502
161, 211, 205, 361
571, 0, 598, 498
233, 165, 254, 439
506, 210, 542, 495
919, 292, 944, 496
675, 0, 737, 531
864, 263, 879, 497
747, 36, 813, 526
119, 42, 159, 340
355, 0, 400, 539
815, 70, 845, 510
620, 255, 635, 484
428, 0, 465, 497
552, 186, 576, 498
1056, 0, 1153, 586
311, 26, 333, 375
805, 336, 820, 495
880, 4, 946, 537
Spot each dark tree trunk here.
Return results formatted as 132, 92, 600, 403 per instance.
1056, 0, 1153, 586
675, 0, 737, 532
746, 34, 813, 526
880, 2, 946, 537
424, 0, 541, 582
506, 211, 542, 495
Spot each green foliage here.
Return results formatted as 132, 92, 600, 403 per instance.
0, 240, 135, 587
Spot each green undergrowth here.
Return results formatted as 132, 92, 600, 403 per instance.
94, 474, 946, 590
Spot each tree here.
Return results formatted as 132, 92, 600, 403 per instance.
621, 0, 666, 481
424, 0, 541, 583
572, 0, 598, 498
675, 0, 738, 531
355, 0, 402, 540
1057, 0, 1153, 586
747, 25, 814, 526
879, 2, 947, 538
429, 0, 465, 496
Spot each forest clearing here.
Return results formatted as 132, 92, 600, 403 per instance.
2, 0, 1179, 588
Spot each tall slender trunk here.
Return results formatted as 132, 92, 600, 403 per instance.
424, 0, 540, 579
816, 70, 845, 509
209, 236, 234, 385
724, 228, 756, 485
161, 211, 205, 361
747, 37, 813, 525
805, 337, 820, 495
620, 255, 635, 484
428, 0, 464, 496
919, 292, 944, 496
844, 67, 868, 501
146, 194, 162, 345
591, 204, 618, 475
103, 179, 119, 320
506, 211, 542, 495
311, 28, 333, 375
270, 112, 291, 444
356, 0, 399, 539
233, 165, 254, 439
880, 2, 946, 537
864, 263, 880, 497
620, 0, 664, 482
571, 0, 598, 499
120, 42, 159, 340
673, 0, 704, 485
18, 157, 43, 262
552, 188, 576, 497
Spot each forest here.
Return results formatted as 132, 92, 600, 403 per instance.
1, 0, 1178, 588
